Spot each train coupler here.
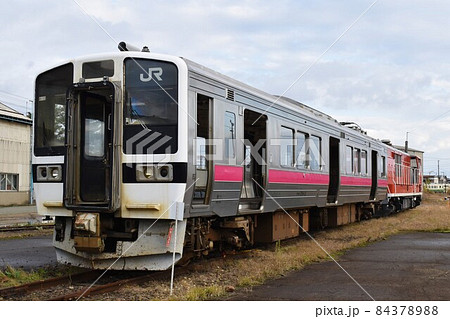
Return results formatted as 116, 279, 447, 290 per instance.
73, 212, 105, 253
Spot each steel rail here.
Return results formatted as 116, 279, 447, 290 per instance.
0, 270, 100, 299
0, 224, 54, 232
49, 268, 185, 301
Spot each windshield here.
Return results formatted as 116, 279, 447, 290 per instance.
34, 63, 73, 156
123, 58, 178, 154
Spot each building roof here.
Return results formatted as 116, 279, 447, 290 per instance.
0, 101, 32, 125
393, 145, 424, 154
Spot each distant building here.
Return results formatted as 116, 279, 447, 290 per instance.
0, 102, 32, 206
423, 174, 449, 193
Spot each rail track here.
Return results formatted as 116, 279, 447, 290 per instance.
0, 224, 54, 232
0, 270, 101, 299
50, 270, 177, 301
0, 267, 186, 301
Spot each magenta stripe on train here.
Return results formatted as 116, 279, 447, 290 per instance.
268, 169, 329, 184
214, 165, 244, 182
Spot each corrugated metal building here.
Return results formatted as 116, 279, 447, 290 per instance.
0, 102, 32, 206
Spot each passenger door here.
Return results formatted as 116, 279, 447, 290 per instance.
209, 100, 243, 217
65, 83, 119, 211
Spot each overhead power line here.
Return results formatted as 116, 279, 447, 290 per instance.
0, 89, 33, 102
408, 108, 450, 133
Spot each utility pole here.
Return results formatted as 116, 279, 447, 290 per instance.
438, 160, 440, 183
444, 172, 447, 194
405, 131, 409, 153
28, 99, 33, 204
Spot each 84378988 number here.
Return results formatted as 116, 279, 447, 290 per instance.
376, 306, 438, 316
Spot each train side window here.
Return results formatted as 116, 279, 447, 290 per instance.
381, 156, 386, 177
395, 154, 402, 177
361, 150, 367, 175
295, 131, 308, 169
309, 135, 322, 170
353, 148, 360, 174
280, 126, 294, 167
224, 111, 236, 159
346, 146, 353, 174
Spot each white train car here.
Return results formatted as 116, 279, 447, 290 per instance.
33, 43, 391, 270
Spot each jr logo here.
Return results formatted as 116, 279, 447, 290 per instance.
140, 67, 163, 82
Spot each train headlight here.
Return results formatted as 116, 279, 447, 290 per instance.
136, 164, 173, 182
36, 165, 62, 182
159, 167, 169, 178
48, 166, 62, 181
51, 168, 60, 179
136, 164, 156, 181
144, 166, 154, 179
39, 167, 47, 179
157, 165, 173, 181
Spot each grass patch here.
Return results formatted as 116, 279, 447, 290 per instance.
0, 266, 45, 287
0, 265, 81, 289
184, 285, 225, 301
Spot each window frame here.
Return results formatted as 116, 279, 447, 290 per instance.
0, 173, 19, 191
395, 154, 402, 177
82, 60, 114, 79
361, 150, 367, 175
353, 148, 360, 174
295, 131, 308, 169
34, 63, 74, 157
224, 111, 236, 160
280, 126, 295, 168
381, 155, 387, 177
345, 146, 353, 174
308, 135, 322, 171
123, 58, 179, 154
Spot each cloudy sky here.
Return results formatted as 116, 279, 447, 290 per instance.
1, 0, 450, 174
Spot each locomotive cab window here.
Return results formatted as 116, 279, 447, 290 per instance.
35, 63, 74, 156
395, 154, 402, 177
123, 58, 178, 154
82, 60, 114, 79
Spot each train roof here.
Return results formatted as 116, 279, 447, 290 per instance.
183, 57, 383, 146
38, 50, 389, 149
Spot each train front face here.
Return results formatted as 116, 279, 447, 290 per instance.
33, 53, 189, 270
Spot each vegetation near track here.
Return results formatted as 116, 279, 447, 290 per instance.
1, 192, 448, 300
0, 266, 78, 289
0, 227, 52, 240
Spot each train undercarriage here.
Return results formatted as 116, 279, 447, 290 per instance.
52, 197, 420, 270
